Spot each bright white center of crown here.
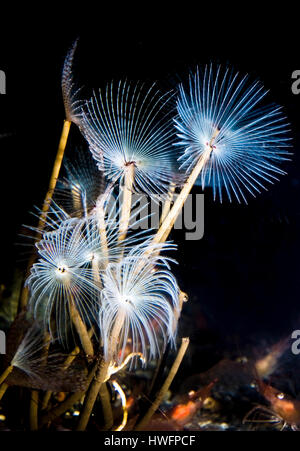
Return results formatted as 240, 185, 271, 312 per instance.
56, 262, 69, 278
120, 294, 133, 306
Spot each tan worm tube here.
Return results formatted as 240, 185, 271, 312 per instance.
156, 130, 220, 244
118, 163, 135, 242
134, 337, 190, 430
93, 195, 110, 283
132, 150, 212, 276
173, 290, 188, 334
99, 383, 114, 430
69, 298, 94, 358
41, 328, 94, 411
19, 120, 72, 310
30, 390, 39, 431
0, 365, 13, 386
40, 363, 98, 427
41, 391, 52, 411
0, 383, 8, 402
74, 210, 111, 428
96, 204, 109, 268
108, 310, 126, 363
160, 182, 176, 225
76, 310, 125, 431
76, 359, 111, 431
153, 150, 211, 245
37, 120, 72, 229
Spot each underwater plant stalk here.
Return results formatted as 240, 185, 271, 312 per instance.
154, 150, 211, 244
118, 163, 135, 242
0, 383, 8, 402
93, 191, 112, 283
146, 290, 188, 398
30, 390, 39, 431
41, 328, 94, 411
173, 289, 188, 333
65, 328, 94, 371
37, 119, 72, 230
41, 391, 52, 411
40, 363, 98, 427
96, 205, 109, 268
95, 184, 116, 268
109, 310, 126, 360
73, 220, 112, 429
19, 120, 72, 311
69, 298, 94, 358
99, 383, 114, 430
0, 365, 13, 385
153, 129, 219, 246
134, 337, 190, 431
76, 359, 111, 431
77, 310, 125, 430
160, 182, 176, 225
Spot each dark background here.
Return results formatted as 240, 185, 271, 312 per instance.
0, 7, 299, 367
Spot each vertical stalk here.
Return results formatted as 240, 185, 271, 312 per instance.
173, 289, 188, 333
76, 359, 111, 431
40, 363, 98, 427
118, 163, 135, 242
74, 202, 112, 428
37, 119, 72, 230
76, 310, 125, 431
30, 390, 39, 431
98, 214, 109, 265
19, 119, 72, 310
69, 297, 94, 358
108, 310, 126, 362
134, 337, 190, 430
99, 383, 114, 430
41, 329, 94, 411
41, 391, 52, 411
95, 197, 109, 269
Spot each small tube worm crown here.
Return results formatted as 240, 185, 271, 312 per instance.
61, 39, 83, 125
81, 80, 180, 196
174, 65, 292, 203
99, 241, 179, 366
